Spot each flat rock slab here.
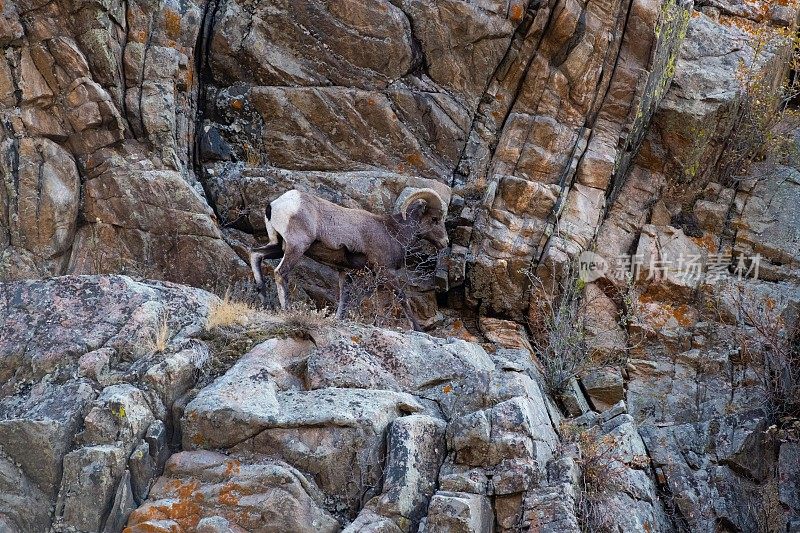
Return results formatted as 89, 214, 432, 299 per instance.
186, 384, 424, 517
126, 450, 340, 533
0, 275, 215, 386
183, 338, 428, 520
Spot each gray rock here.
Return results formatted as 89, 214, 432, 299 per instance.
779, 443, 800, 518
127, 451, 340, 532
231, 388, 424, 517
438, 464, 490, 495
79, 384, 155, 454
523, 482, 580, 532
375, 415, 447, 529
557, 377, 592, 417
0, 380, 95, 497
640, 412, 772, 531
102, 470, 137, 533
143, 346, 205, 411
425, 491, 493, 533
344, 510, 403, 533
491, 459, 538, 495
55, 444, 128, 532
181, 348, 282, 449
580, 367, 624, 412
734, 164, 800, 282
0, 451, 51, 533
145, 420, 170, 471
448, 409, 492, 467
129, 441, 156, 504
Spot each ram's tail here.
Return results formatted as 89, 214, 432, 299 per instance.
264, 204, 280, 246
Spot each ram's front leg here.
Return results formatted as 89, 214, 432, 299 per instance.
385, 269, 422, 332
249, 250, 269, 305
335, 271, 349, 320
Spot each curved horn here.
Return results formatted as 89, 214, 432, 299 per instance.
397, 188, 447, 220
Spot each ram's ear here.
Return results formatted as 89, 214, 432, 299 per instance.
404, 200, 426, 220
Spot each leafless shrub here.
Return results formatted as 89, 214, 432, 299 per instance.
731, 285, 800, 425
745, 476, 788, 533
561, 424, 649, 532
522, 263, 639, 395
525, 265, 589, 394
340, 217, 441, 329
717, 24, 800, 186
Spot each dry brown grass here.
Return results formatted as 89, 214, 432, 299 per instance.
561, 424, 650, 532
138, 313, 171, 356
206, 291, 333, 336
269, 304, 334, 338
206, 291, 259, 330
202, 292, 335, 377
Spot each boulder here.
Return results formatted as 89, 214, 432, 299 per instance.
126, 451, 340, 532
0, 380, 95, 497
424, 492, 493, 533
374, 415, 447, 530
580, 367, 624, 412
734, 163, 800, 282
230, 388, 424, 517
0, 452, 51, 533
55, 444, 128, 532
79, 384, 156, 453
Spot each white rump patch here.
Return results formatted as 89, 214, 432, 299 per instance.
269, 190, 302, 239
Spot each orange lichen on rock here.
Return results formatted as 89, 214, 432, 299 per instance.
224, 459, 241, 476
218, 481, 245, 506
692, 233, 718, 253
164, 10, 182, 40
126, 479, 204, 531
406, 152, 424, 167
638, 294, 698, 329
510, 3, 525, 21
123, 521, 181, 533
671, 304, 695, 327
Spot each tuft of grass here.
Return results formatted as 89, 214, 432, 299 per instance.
206, 290, 259, 330
268, 304, 334, 339
138, 313, 171, 356
201, 296, 334, 378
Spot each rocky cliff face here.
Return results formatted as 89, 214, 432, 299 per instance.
1, 0, 800, 531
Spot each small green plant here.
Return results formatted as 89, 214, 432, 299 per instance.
718, 21, 800, 186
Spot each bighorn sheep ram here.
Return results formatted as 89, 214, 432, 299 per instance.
249, 188, 449, 331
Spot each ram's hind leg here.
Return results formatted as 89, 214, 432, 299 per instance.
249, 250, 268, 305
